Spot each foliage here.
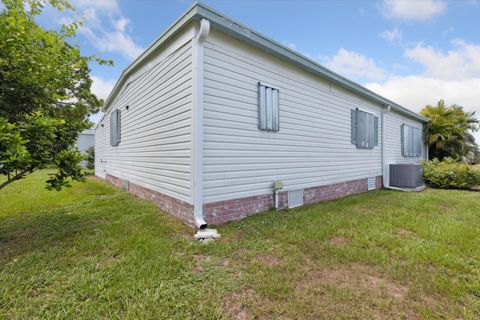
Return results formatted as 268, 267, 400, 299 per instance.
0, 111, 86, 189
420, 100, 480, 162
1, 170, 480, 318
0, 0, 111, 190
84, 146, 94, 170
423, 157, 480, 189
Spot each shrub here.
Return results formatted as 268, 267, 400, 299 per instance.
84, 146, 95, 170
423, 158, 480, 189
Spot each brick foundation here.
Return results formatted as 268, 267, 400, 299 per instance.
103, 173, 382, 227
204, 176, 382, 225
203, 192, 288, 225
376, 175, 383, 189
105, 174, 194, 226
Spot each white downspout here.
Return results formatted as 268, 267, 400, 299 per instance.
381, 105, 391, 187
192, 18, 210, 229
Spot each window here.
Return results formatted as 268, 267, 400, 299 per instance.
401, 124, 422, 157
110, 109, 121, 146
351, 109, 378, 149
258, 83, 279, 131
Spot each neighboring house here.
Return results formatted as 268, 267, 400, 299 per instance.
95, 3, 428, 229
76, 129, 94, 168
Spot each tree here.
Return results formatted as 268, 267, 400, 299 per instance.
420, 100, 480, 162
0, 0, 111, 190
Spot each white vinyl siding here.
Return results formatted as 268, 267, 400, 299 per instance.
383, 110, 426, 186
384, 111, 426, 164
94, 124, 108, 179
202, 30, 383, 204
94, 40, 194, 203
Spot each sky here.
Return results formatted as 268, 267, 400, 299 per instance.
34, 0, 480, 139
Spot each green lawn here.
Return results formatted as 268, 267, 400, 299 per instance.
1, 170, 479, 319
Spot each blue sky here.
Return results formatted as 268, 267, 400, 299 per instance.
36, 0, 480, 137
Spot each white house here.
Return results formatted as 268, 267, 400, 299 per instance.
95, 3, 428, 229
76, 129, 94, 168
76, 129, 94, 153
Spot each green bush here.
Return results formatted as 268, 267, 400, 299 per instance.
423, 158, 480, 189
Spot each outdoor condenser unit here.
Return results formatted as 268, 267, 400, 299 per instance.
389, 164, 424, 188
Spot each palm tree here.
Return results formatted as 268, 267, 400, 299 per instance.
420, 100, 479, 162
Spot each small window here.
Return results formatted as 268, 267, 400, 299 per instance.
110, 109, 121, 146
258, 83, 279, 131
351, 109, 378, 149
401, 124, 422, 157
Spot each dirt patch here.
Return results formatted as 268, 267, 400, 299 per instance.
254, 252, 283, 267
222, 289, 272, 320
329, 236, 350, 248
191, 254, 212, 274
300, 264, 409, 300
421, 294, 441, 309
99, 255, 119, 268
437, 200, 454, 211
222, 290, 255, 320
395, 228, 420, 240
289, 263, 424, 319
193, 254, 212, 263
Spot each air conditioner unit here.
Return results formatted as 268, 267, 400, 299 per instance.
389, 164, 424, 188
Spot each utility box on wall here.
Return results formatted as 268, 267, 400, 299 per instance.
389, 164, 424, 188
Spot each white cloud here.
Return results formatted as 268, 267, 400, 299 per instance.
48, 0, 143, 60
366, 76, 480, 114
362, 37, 480, 118
80, 25, 143, 59
91, 76, 115, 100
405, 40, 480, 80
380, 27, 403, 44
322, 48, 388, 82
78, 3, 143, 60
381, 0, 447, 21
113, 17, 130, 32
75, 0, 120, 13
88, 75, 115, 125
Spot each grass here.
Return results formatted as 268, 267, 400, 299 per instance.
1, 170, 480, 319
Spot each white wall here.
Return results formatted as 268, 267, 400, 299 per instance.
76, 132, 94, 154
95, 28, 195, 203
202, 30, 389, 204
94, 22, 427, 207
383, 110, 427, 186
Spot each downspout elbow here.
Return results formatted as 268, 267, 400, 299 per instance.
198, 18, 210, 42
194, 213, 207, 229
